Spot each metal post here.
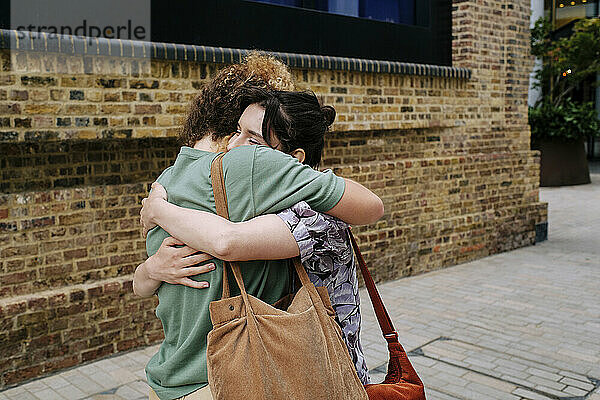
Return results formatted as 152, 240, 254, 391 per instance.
529, 0, 545, 107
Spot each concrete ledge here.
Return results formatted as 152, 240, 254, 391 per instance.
0, 29, 471, 79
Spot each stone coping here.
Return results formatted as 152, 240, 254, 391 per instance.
0, 29, 471, 79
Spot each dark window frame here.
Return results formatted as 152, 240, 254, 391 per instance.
150, 0, 452, 66
0, 0, 451, 66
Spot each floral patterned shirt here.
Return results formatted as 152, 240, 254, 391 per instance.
277, 201, 370, 384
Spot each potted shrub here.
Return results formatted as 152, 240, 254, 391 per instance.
529, 17, 600, 186
529, 99, 599, 185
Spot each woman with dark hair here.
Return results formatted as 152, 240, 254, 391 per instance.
139, 90, 372, 387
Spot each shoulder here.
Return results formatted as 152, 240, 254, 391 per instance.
223, 144, 297, 160
252, 145, 308, 169
155, 165, 174, 184
222, 145, 301, 168
222, 145, 255, 165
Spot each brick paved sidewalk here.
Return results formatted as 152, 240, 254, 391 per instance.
1, 172, 599, 400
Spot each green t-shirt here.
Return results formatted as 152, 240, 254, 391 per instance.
145, 145, 345, 400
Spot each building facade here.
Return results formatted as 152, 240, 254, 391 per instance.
0, 0, 547, 388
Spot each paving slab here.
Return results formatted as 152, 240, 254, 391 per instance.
2, 172, 599, 399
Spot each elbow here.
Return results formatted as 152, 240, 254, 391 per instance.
374, 196, 385, 221
132, 264, 156, 298
347, 194, 384, 226
211, 227, 238, 261
365, 195, 385, 225
132, 281, 152, 298
133, 285, 144, 298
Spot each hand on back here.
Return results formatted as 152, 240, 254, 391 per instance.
145, 236, 216, 290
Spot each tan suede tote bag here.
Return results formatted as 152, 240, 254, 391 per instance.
206, 153, 368, 400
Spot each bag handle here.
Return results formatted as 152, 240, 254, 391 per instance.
210, 153, 314, 301
211, 153, 252, 302
211, 153, 232, 299
347, 229, 399, 344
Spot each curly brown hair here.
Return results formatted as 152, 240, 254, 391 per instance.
179, 52, 295, 147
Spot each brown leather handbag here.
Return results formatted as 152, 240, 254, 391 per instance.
348, 231, 426, 400
206, 154, 368, 400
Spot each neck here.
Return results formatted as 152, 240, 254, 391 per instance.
193, 135, 220, 152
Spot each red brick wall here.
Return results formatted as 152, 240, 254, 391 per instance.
0, 0, 547, 388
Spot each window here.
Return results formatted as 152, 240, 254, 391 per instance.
250, 0, 417, 26
150, 0, 451, 65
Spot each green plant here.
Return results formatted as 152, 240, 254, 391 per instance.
529, 99, 600, 142
529, 17, 600, 141
531, 17, 600, 108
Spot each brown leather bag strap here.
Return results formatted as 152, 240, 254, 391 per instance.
291, 257, 314, 288
210, 153, 231, 299
348, 229, 399, 344
211, 154, 252, 304
210, 153, 269, 306
210, 152, 316, 305
211, 153, 230, 220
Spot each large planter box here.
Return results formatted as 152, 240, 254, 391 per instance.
533, 137, 591, 187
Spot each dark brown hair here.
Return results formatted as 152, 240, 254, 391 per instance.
179, 53, 294, 147
261, 91, 336, 168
